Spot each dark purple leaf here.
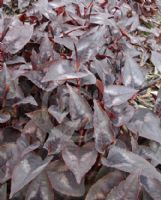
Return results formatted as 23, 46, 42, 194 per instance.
0, 64, 23, 99
137, 142, 161, 167
122, 55, 144, 89
68, 85, 93, 127
140, 176, 161, 200
91, 59, 115, 85
102, 146, 161, 182
62, 142, 97, 184
85, 171, 124, 200
0, 0, 160, 198
0, 143, 18, 183
154, 86, 161, 113
13, 96, 38, 106
39, 34, 54, 64
44, 120, 78, 155
18, 0, 30, 9
10, 154, 52, 198
104, 85, 137, 108
151, 51, 161, 73
25, 172, 54, 200
74, 26, 106, 62
3, 23, 33, 54
127, 108, 161, 144
47, 160, 85, 197
90, 12, 117, 28
31, 0, 56, 20
23, 71, 60, 91
142, 190, 153, 200
48, 105, 68, 123
0, 183, 7, 200
80, 69, 96, 86
21, 141, 41, 158
93, 100, 114, 153
111, 103, 135, 127
0, 112, 10, 123
42, 60, 89, 82
106, 171, 141, 200
27, 108, 53, 133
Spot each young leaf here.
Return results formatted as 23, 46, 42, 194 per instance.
93, 100, 114, 153
62, 142, 97, 184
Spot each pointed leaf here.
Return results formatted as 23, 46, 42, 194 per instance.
93, 100, 114, 153
122, 55, 144, 89
140, 176, 161, 200
102, 146, 161, 182
62, 142, 97, 184
104, 85, 137, 108
0, 143, 18, 183
90, 12, 117, 28
44, 121, 76, 155
137, 141, 161, 167
10, 154, 52, 198
151, 51, 161, 73
0, 183, 7, 200
68, 85, 92, 127
27, 108, 53, 133
25, 172, 54, 200
112, 103, 135, 127
85, 171, 124, 200
48, 105, 68, 123
42, 60, 88, 82
0, 112, 10, 124
3, 23, 33, 54
47, 161, 85, 197
14, 96, 38, 106
18, 0, 30, 9
154, 86, 161, 113
127, 109, 161, 144
106, 171, 141, 200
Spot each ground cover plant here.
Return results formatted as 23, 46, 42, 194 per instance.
1, 0, 161, 199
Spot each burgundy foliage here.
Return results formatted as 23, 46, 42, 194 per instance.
0, 0, 161, 199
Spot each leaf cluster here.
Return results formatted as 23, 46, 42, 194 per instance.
0, 0, 161, 199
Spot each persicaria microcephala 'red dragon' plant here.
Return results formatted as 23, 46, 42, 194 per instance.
0, 0, 161, 199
